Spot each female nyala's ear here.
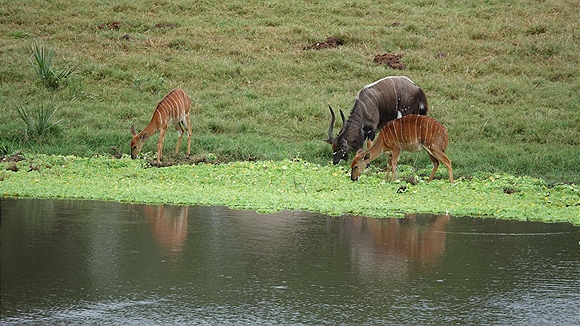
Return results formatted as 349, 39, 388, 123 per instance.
355, 148, 365, 158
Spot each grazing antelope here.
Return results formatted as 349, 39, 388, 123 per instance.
326, 76, 428, 164
350, 114, 453, 183
130, 88, 192, 166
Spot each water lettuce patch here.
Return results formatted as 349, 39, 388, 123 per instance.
1, 154, 578, 225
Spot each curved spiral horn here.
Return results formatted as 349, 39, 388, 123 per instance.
327, 105, 336, 143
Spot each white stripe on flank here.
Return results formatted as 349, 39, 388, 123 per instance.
424, 117, 430, 146
392, 120, 399, 144
154, 89, 191, 129
386, 122, 395, 146
415, 116, 419, 146
367, 89, 380, 115
357, 94, 370, 115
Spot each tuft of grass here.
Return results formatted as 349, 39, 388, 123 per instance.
15, 103, 61, 139
29, 44, 75, 89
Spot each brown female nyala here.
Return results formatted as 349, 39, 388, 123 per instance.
130, 88, 192, 166
350, 114, 454, 183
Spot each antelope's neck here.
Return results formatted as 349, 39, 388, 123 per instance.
340, 106, 365, 141
141, 114, 160, 138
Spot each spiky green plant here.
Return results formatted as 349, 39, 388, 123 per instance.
29, 44, 74, 89
15, 103, 61, 138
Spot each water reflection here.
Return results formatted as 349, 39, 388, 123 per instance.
341, 215, 449, 281
1, 198, 578, 325
134, 204, 189, 263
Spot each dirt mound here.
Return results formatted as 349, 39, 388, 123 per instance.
2, 151, 24, 163
373, 53, 405, 70
303, 37, 344, 50
2, 151, 25, 173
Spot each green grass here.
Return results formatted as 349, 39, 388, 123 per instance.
0, 0, 579, 184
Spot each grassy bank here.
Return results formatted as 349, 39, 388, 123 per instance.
1, 154, 578, 225
1, 0, 579, 185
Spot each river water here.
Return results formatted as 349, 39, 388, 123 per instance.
1, 198, 578, 324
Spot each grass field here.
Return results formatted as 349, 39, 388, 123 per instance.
1, 0, 579, 184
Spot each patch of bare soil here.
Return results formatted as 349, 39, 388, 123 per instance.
4, 163, 18, 172
97, 22, 122, 30
303, 37, 344, 50
2, 151, 24, 163
143, 153, 221, 168
503, 188, 516, 194
373, 53, 405, 70
155, 23, 177, 29
2, 151, 24, 173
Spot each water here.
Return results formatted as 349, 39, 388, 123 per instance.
1, 198, 578, 324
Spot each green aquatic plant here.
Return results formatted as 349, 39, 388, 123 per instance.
1, 155, 578, 225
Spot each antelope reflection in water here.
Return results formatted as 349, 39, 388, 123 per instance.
341, 214, 449, 280
142, 205, 189, 263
